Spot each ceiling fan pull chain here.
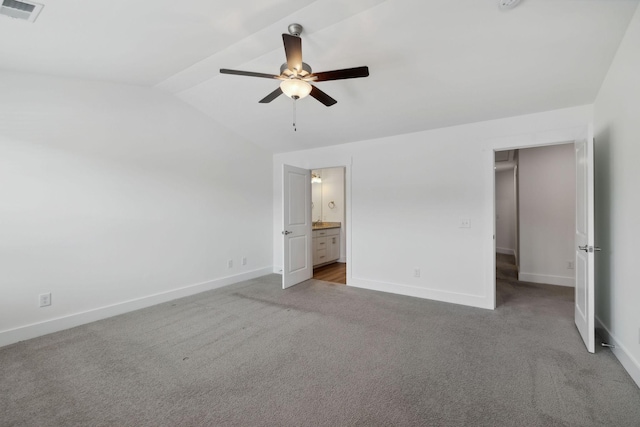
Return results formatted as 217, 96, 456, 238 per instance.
293, 98, 297, 131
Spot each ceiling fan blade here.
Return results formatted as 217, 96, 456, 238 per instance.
259, 87, 283, 103
310, 66, 369, 82
282, 34, 303, 73
220, 69, 280, 79
310, 85, 337, 107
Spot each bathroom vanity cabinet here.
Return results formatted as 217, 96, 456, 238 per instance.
312, 226, 340, 267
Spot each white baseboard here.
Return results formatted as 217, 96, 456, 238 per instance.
347, 277, 493, 310
496, 247, 516, 256
595, 315, 640, 389
0, 267, 273, 349
518, 272, 574, 287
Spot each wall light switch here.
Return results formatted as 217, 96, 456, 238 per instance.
39, 293, 51, 307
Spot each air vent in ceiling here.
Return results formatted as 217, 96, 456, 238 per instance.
499, 0, 522, 10
0, 0, 44, 22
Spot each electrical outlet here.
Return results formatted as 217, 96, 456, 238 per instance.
567, 260, 574, 269
414, 268, 421, 278
242, 257, 247, 266
227, 260, 233, 268
39, 293, 51, 307
459, 218, 471, 228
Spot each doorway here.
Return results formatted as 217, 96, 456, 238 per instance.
494, 143, 576, 306
311, 167, 347, 285
281, 163, 350, 289
487, 125, 596, 352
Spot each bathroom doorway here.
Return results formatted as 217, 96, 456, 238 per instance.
311, 166, 347, 284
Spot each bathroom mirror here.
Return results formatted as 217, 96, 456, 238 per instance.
311, 167, 345, 225
311, 170, 323, 222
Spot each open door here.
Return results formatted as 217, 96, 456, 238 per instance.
282, 164, 313, 289
574, 125, 597, 353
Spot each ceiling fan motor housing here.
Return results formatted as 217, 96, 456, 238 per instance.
280, 62, 312, 75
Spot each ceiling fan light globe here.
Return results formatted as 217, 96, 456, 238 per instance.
280, 79, 312, 100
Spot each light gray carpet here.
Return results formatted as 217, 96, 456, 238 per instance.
1, 268, 639, 426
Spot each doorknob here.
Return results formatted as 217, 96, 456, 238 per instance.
282, 230, 293, 235
578, 245, 589, 252
579, 245, 601, 253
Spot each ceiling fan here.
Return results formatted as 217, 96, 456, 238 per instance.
220, 24, 369, 107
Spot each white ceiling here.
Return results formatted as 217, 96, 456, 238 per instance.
1, 0, 638, 153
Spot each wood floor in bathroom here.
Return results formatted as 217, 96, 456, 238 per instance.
313, 262, 346, 284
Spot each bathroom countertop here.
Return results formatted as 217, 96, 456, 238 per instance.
312, 222, 341, 230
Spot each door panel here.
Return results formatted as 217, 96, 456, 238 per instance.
282, 165, 312, 289
574, 126, 596, 353
288, 235, 309, 273
575, 251, 588, 319
288, 172, 307, 225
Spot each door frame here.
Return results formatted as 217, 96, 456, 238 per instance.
483, 125, 589, 310
280, 161, 352, 286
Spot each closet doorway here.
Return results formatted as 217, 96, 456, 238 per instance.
494, 143, 577, 307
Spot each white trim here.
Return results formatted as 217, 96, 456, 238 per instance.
595, 316, 640, 389
496, 247, 516, 256
348, 277, 493, 310
484, 148, 497, 309
518, 272, 575, 287
0, 267, 272, 349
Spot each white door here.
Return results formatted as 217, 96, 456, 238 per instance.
282, 164, 313, 289
574, 125, 596, 353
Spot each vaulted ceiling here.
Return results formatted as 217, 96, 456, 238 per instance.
1, 0, 637, 152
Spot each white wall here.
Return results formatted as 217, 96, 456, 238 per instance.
593, 5, 640, 388
518, 144, 576, 287
273, 105, 593, 309
495, 169, 516, 256
0, 71, 273, 347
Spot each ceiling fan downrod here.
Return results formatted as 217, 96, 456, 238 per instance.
288, 23, 303, 37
